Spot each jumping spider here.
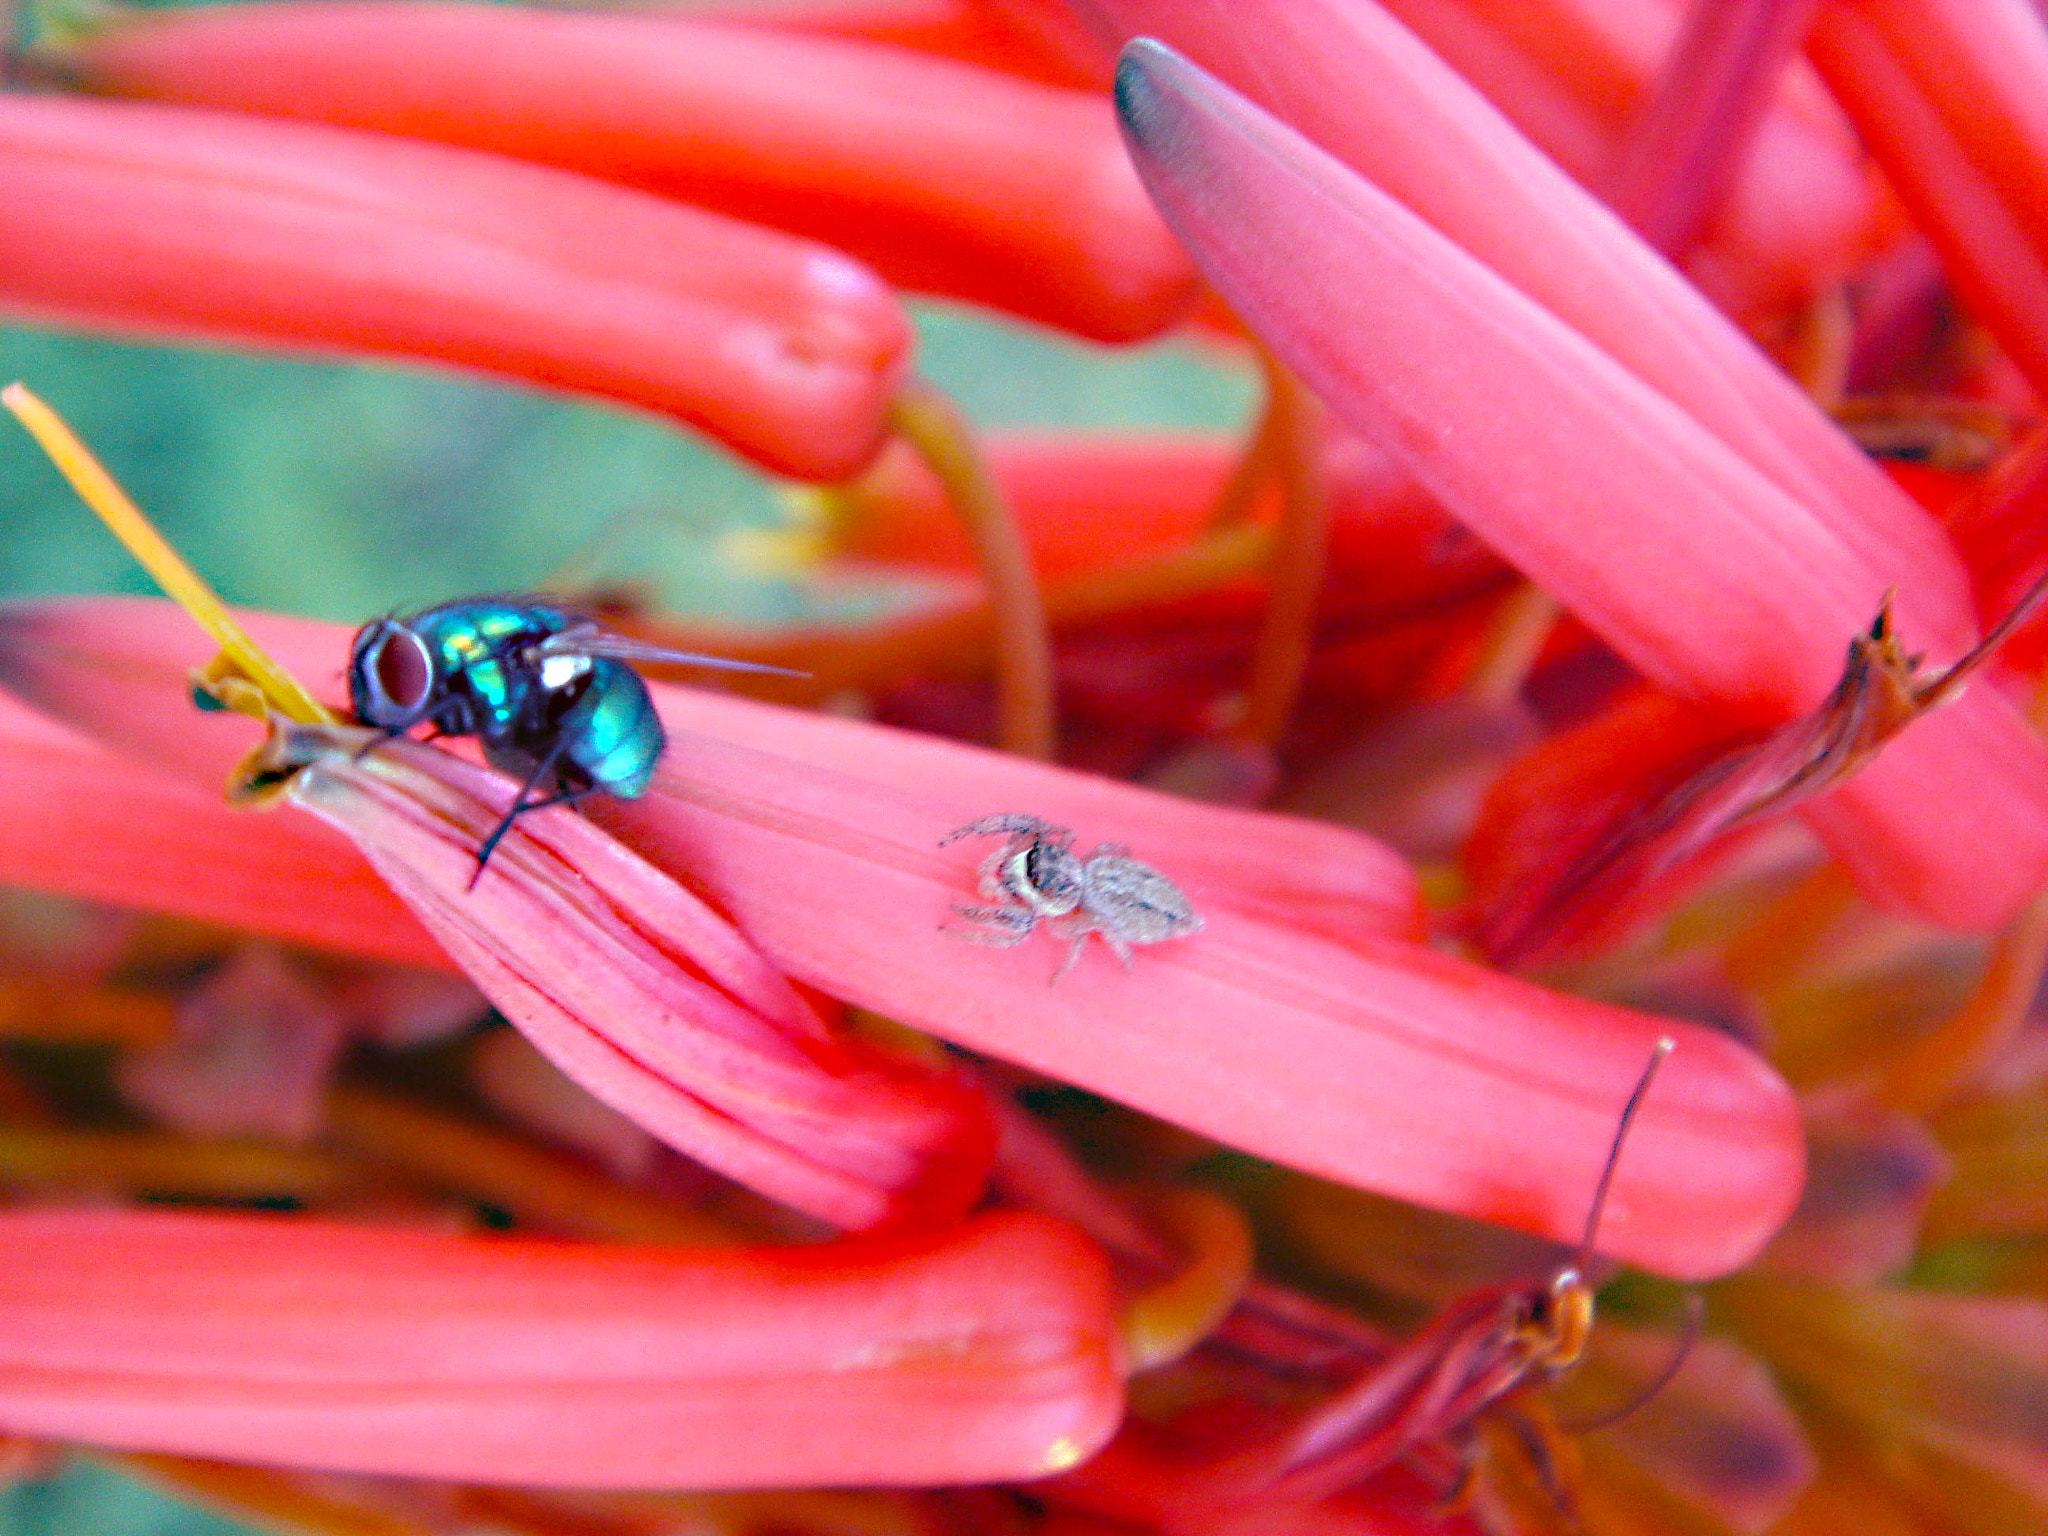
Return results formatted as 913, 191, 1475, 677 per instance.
940, 814, 1203, 982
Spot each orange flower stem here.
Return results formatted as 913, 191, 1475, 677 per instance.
1235, 359, 1332, 747
2030, 666, 2048, 731
0, 1123, 369, 1203
0, 1056, 52, 1125
1204, 372, 1283, 533
888, 378, 1056, 757
325, 1085, 737, 1246
1462, 582, 1563, 706
624, 518, 1273, 704
1121, 1186, 1255, 1372
2, 382, 330, 727
108, 1453, 438, 1536
1786, 285, 1856, 408
1718, 862, 1860, 1003
1871, 882, 2048, 1116
0, 979, 176, 1047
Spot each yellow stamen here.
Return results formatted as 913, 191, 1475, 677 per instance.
1121, 1185, 1255, 1372
2, 382, 331, 728
887, 379, 1056, 760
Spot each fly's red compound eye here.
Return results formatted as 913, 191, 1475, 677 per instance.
350, 621, 436, 728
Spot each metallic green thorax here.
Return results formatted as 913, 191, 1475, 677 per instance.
409, 599, 548, 742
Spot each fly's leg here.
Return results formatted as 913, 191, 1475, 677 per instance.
469, 739, 589, 888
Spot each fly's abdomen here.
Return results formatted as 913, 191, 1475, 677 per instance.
561, 660, 664, 798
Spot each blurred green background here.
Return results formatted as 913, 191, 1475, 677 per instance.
0, 307, 1253, 621
0, 303, 1250, 1532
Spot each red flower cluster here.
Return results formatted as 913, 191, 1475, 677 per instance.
1, 3, 2046, 1533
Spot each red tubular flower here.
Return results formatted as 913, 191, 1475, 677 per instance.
1077, 0, 1970, 641
1112, 37, 2048, 934
1943, 428, 2048, 674
0, 597, 1800, 1280
0, 689, 443, 971
0, 92, 909, 480
37, 1, 1196, 344
0, 1207, 1123, 1487
1463, 685, 1761, 966
1371, 0, 1882, 321
1603, 0, 1826, 258
283, 733, 997, 1234
1808, 0, 2048, 396
717, 0, 1107, 88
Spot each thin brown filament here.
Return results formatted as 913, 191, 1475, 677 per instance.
1574, 1038, 1675, 1266
887, 380, 1056, 760
1915, 566, 2048, 712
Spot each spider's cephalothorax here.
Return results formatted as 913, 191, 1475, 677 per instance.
940, 814, 1202, 981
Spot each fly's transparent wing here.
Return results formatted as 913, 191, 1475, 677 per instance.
533, 624, 805, 678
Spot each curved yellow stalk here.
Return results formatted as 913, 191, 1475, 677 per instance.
2, 381, 331, 728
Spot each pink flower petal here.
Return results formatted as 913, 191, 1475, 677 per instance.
1079, 3, 1966, 644
285, 734, 995, 1234
7, 596, 1426, 949
1808, 0, 2048, 395
1112, 39, 2048, 931
1373, 0, 1879, 321
0, 1207, 1122, 1487
1604, 0, 1825, 258
0, 92, 909, 481
600, 720, 1800, 1279
47, 2, 1195, 343
0, 687, 445, 970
